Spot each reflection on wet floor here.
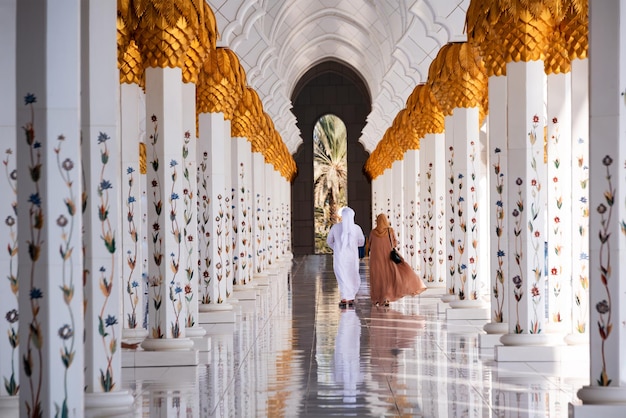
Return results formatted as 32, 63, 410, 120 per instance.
121, 254, 587, 417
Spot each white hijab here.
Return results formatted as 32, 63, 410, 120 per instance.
339, 207, 355, 250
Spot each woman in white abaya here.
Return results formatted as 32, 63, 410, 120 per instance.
327, 207, 365, 307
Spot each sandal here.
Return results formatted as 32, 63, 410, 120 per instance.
383, 300, 390, 307
338, 299, 347, 308
347, 300, 355, 307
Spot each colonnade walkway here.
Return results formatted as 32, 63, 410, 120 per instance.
120, 254, 587, 417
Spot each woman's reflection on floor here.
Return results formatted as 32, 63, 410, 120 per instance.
367, 303, 426, 416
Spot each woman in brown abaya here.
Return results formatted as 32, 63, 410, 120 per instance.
367, 213, 427, 306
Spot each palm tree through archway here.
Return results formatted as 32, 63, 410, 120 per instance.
313, 114, 348, 253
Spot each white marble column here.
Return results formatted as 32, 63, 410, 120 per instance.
499, 60, 550, 348
0, 1, 18, 414
546, 72, 572, 336
403, 149, 420, 270
391, 159, 405, 257
231, 136, 253, 286
81, 0, 133, 412
566, 58, 589, 346
120, 83, 148, 342
448, 108, 485, 307
573, 0, 626, 411
265, 165, 277, 271
483, 75, 509, 339
252, 152, 267, 276
420, 133, 447, 288
197, 112, 233, 310
444, 127, 458, 301
17, 1, 85, 414
223, 121, 234, 297
419, 137, 435, 285
181, 83, 205, 339
141, 67, 192, 350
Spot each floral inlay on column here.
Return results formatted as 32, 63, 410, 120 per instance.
216, 193, 225, 302
255, 193, 263, 273
447, 147, 456, 296
595, 155, 615, 386
512, 176, 525, 334
124, 166, 139, 329
527, 115, 543, 334
22, 94, 45, 416
224, 194, 231, 283
468, 140, 478, 300
167, 158, 183, 337
456, 172, 467, 299
549, 117, 564, 324
574, 147, 589, 334
493, 147, 505, 323
182, 133, 196, 327
148, 116, 164, 338
2, 148, 18, 396
94, 132, 118, 391
198, 150, 211, 303
424, 163, 434, 283
408, 200, 415, 259
236, 163, 250, 283
55, 133, 78, 413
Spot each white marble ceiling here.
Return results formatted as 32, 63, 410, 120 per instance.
211, 0, 469, 153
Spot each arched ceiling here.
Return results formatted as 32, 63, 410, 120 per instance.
212, 0, 469, 153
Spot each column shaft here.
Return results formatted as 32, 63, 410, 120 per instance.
17, 1, 85, 414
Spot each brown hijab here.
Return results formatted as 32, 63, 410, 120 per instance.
372, 213, 391, 237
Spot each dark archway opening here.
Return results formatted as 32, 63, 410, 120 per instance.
290, 60, 372, 255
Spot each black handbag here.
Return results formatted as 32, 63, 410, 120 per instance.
388, 229, 402, 264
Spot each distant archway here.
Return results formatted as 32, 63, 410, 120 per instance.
291, 61, 372, 255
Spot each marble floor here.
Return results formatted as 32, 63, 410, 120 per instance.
120, 255, 589, 417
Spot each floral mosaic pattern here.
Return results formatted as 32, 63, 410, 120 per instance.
54, 130, 79, 415
22, 93, 46, 417
548, 117, 564, 324
447, 147, 456, 296
3, 148, 19, 396
527, 115, 543, 334
492, 147, 505, 323
124, 165, 140, 329
198, 149, 211, 304
595, 155, 615, 386
511, 176, 525, 333
148, 116, 164, 338
182, 133, 196, 327
573, 139, 589, 334
422, 164, 434, 282
468, 140, 479, 300
167, 156, 183, 338
94, 132, 118, 391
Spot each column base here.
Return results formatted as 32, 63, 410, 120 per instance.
577, 386, 626, 405
483, 322, 508, 334
198, 307, 236, 324
441, 294, 456, 303
446, 307, 489, 320
140, 337, 194, 351
199, 301, 234, 313
84, 390, 135, 417
448, 299, 487, 309
0, 395, 18, 417
569, 403, 626, 418
122, 327, 148, 340
185, 325, 207, 338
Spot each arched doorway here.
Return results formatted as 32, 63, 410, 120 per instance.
291, 61, 372, 255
